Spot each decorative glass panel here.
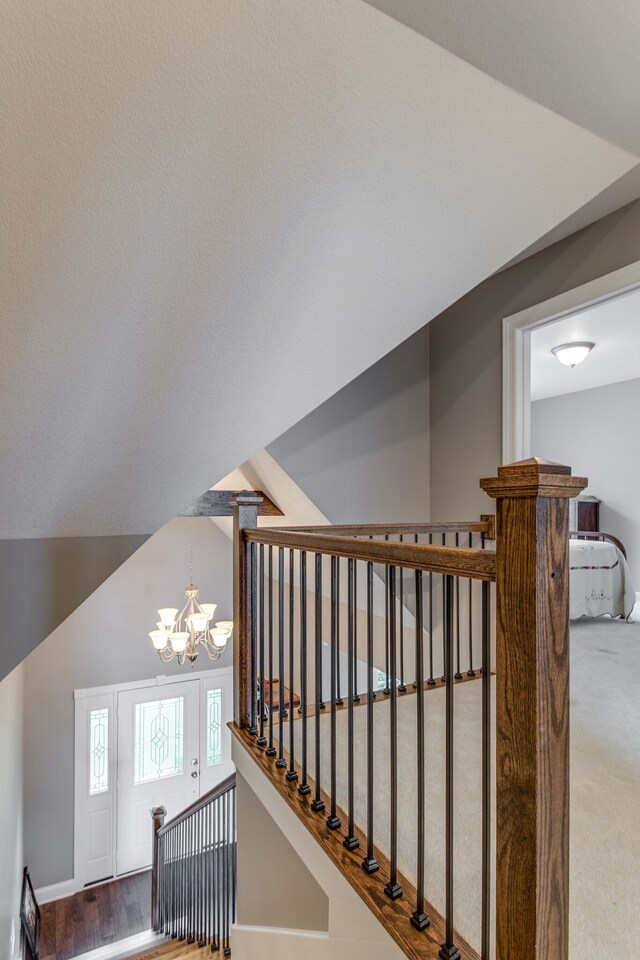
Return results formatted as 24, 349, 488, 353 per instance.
206, 688, 223, 766
89, 707, 109, 795
134, 697, 184, 784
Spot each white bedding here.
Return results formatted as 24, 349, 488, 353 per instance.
570, 539, 636, 620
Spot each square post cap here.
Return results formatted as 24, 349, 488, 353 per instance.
229, 492, 264, 507
480, 458, 588, 499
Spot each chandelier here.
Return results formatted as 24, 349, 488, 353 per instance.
148, 529, 233, 664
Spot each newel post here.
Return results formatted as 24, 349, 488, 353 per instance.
232, 493, 263, 730
150, 805, 166, 932
480, 458, 587, 960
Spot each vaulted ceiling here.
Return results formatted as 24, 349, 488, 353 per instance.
1, 0, 636, 540
364, 0, 640, 256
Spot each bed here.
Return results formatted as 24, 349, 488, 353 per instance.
569, 531, 636, 620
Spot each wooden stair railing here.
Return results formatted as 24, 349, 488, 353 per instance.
151, 773, 236, 956
230, 459, 586, 960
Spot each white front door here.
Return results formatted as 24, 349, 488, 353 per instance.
116, 680, 200, 876
74, 669, 234, 888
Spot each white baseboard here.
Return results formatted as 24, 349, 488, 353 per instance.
34, 878, 77, 904
232, 924, 401, 960
67, 930, 164, 960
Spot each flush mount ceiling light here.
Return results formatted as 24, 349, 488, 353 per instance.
551, 341, 594, 368
148, 525, 232, 664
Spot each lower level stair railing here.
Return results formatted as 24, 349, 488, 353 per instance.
151, 773, 236, 955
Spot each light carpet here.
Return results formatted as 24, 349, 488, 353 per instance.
279, 615, 640, 957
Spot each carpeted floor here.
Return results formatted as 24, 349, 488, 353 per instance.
281, 614, 640, 957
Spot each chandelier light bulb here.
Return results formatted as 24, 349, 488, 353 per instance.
149, 630, 168, 651
551, 341, 594, 368
188, 612, 208, 633
170, 632, 189, 654
211, 627, 230, 650
200, 603, 217, 621
158, 608, 179, 627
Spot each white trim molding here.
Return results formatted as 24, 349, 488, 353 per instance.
34, 878, 77, 905
74, 665, 231, 700
503, 258, 640, 465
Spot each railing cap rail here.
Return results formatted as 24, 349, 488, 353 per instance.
244, 528, 496, 581
155, 772, 236, 837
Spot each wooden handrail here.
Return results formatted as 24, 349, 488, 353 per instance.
269, 519, 494, 536
243, 528, 496, 581
155, 772, 236, 838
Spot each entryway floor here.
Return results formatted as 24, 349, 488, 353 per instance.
39, 871, 151, 960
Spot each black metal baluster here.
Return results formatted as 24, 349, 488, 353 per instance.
454, 534, 462, 680
411, 569, 430, 930
362, 561, 379, 874
353, 566, 360, 703
385, 565, 402, 900
171, 826, 176, 938
383, 537, 390, 694
276, 547, 287, 768
214, 794, 220, 951
440, 574, 460, 960
232, 786, 237, 936
249, 542, 258, 735
223, 792, 230, 956
180, 820, 185, 941
336, 558, 343, 705
196, 811, 201, 946
344, 558, 359, 850
427, 534, 436, 685
441, 533, 446, 682
266, 546, 276, 757
327, 555, 341, 829
257, 544, 267, 747
398, 536, 406, 691
189, 813, 194, 943
223, 794, 227, 954
481, 580, 491, 960
287, 549, 298, 782
468, 534, 476, 676
312, 553, 325, 812
204, 803, 210, 947
298, 551, 311, 796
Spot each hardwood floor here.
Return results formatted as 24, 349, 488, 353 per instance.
39, 871, 151, 960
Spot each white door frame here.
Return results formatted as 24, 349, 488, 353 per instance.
502, 258, 640, 465
74, 667, 232, 893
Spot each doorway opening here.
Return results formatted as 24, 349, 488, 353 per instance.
74, 668, 233, 889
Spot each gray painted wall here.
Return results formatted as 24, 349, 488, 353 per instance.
268, 324, 430, 524
532, 377, 640, 584
429, 199, 640, 520
236, 773, 328, 931
23, 519, 233, 888
0, 664, 24, 960
0, 535, 148, 683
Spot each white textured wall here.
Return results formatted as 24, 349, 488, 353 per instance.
0, 664, 25, 960
532, 377, 640, 584
23, 519, 233, 888
269, 325, 430, 524
0, 0, 634, 542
